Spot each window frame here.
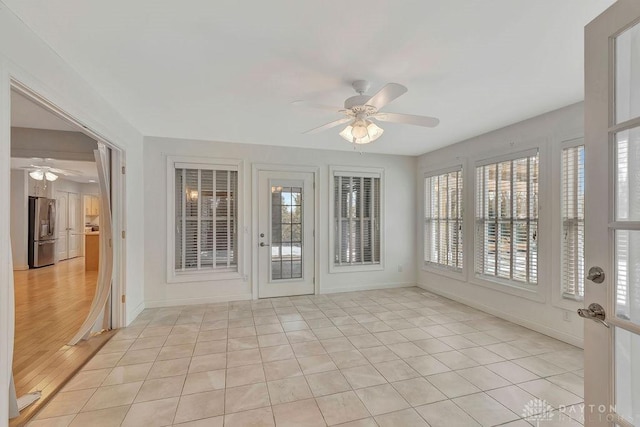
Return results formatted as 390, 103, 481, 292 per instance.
166, 155, 244, 284
473, 148, 540, 292
423, 165, 464, 273
328, 165, 385, 273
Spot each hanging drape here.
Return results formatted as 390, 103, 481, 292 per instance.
68, 143, 113, 344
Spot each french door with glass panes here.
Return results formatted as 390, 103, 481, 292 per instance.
257, 170, 315, 298
584, 2, 640, 425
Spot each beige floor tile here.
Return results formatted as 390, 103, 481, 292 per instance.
68, 405, 130, 427
183, 369, 226, 394
258, 333, 289, 347
83, 352, 124, 370
62, 369, 111, 392
413, 338, 455, 354
391, 377, 447, 406
174, 390, 225, 423
513, 356, 567, 377
373, 331, 408, 345
306, 370, 351, 397
359, 346, 400, 364
312, 326, 344, 339
329, 349, 369, 369
165, 333, 198, 346
193, 339, 227, 356
38, 390, 98, 421
292, 341, 327, 357
485, 361, 539, 384
228, 326, 257, 338
486, 385, 539, 415
296, 354, 337, 375
121, 397, 179, 427
316, 391, 371, 425
226, 363, 265, 387
272, 398, 325, 427
458, 346, 505, 364
426, 372, 481, 398
226, 348, 262, 367
260, 344, 296, 362
386, 342, 427, 358
173, 416, 223, 427
267, 376, 313, 404
547, 372, 584, 398
415, 400, 481, 427
282, 321, 310, 331
286, 330, 318, 343
225, 383, 271, 414
518, 379, 583, 408
147, 357, 191, 379
355, 383, 410, 416
263, 359, 302, 381
453, 392, 519, 426
188, 353, 227, 373
82, 382, 142, 412
347, 334, 383, 349
102, 363, 152, 386
196, 329, 227, 342
375, 408, 429, 427
134, 374, 185, 402
228, 336, 259, 351
374, 359, 420, 382
341, 365, 387, 389
484, 343, 530, 359
156, 344, 194, 361
256, 323, 284, 335
224, 407, 274, 426
457, 366, 512, 391
117, 347, 161, 366
321, 337, 356, 353
404, 355, 450, 376
28, 414, 76, 427
99, 339, 135, 354
432, 350, 479, 370
333, 418, 378, 427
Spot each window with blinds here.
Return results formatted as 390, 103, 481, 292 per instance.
424, 168, 463, 270
475, 151, 539, 285
174, 165, 238, 273
334, 174, 381, 266
561, 145, 585, 300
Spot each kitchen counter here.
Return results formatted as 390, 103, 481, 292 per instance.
85, 232, 99, 271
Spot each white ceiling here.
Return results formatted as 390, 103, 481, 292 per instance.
11, 158, 98, 183
4, 0, 615, 155
11, 90, 79, 132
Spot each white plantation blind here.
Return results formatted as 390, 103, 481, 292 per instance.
174, 165, 238, 273
475, 151, 539, 285
334, 174, 381, 266
562, 145, 585, 300
424, 168, 463, 270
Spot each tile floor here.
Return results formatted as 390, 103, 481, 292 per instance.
28, 287, 585, 426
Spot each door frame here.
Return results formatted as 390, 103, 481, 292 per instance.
251, 163, 320, 299
9, 80, 127, 329
585, 2, 640, 425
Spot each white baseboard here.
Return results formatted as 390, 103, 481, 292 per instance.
145, 293, 253, 308
126, 301, 146, 326
12, 265, 28, 271
321, 282, 414, 295
417, 282, 584, 349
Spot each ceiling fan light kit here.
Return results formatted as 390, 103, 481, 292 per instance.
300, 80, 439, 145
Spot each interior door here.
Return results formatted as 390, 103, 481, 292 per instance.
68, 192, 81, 258
257, 170, 315, 298
55, 190, 68, 261
584, 2, 640, 426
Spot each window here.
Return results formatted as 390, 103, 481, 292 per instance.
332, 170, 381, 268
561, 145, 585, 300
475, 151, 539, 286
172, 161, 238, 278
424, 168, 463, 270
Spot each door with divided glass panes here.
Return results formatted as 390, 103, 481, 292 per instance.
584, 2, 640, 426
257, 170, 315, 298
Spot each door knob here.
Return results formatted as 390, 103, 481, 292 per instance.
587, 266, 605, 283
260, 242, 270, 247
577, 303, 610, 328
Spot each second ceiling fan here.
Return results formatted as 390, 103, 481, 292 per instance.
298, 80, 439, 144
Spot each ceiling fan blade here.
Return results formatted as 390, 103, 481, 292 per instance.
373, 112, 440, 128
49, 168, 82, 176
303, 117, 353, 135
366, 83, 407, 110
292, 100, 341, 113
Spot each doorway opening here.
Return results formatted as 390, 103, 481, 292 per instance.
8, 83, 124, 424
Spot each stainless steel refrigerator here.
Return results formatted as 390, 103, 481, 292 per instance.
28, 196, 57, 268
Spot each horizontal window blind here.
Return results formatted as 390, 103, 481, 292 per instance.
175, 167, 238, 273
334, 175, 381, 266
424, 168, 463, 270
475, 152, 539, 285
562, 145, 585, 300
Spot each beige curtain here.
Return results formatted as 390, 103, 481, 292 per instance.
68, 143, 113, 344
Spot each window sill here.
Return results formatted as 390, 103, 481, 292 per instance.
471, 274, 546, 303
421, 263, 464, 281
168, 270, 243, 284
329, 263, 384, 274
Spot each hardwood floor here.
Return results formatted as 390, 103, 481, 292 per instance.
11, 257, 112, 426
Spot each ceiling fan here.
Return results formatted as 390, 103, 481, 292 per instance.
20, 158, 81, 182
297, 80, 439, 144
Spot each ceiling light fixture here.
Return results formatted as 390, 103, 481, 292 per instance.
29, 169, 58, 181
45, 172, 59, 181
339, 119, 384, 144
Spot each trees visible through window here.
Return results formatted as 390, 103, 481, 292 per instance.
475, 152, 539, 285
562, 145, 585, 300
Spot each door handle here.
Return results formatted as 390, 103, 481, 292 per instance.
577, 303, 610, 328
260, 242, 270, 247
587, 266, 605, 283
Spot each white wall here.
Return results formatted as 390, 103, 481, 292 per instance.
144, 137, 417, 307
416, 102, 585, 347
0, 3, 145, 421
9, 170, 26, 270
